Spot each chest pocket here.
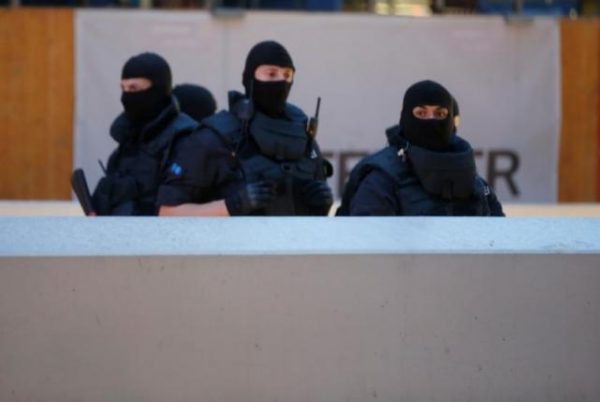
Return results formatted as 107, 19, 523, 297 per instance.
118, 147, 162, 196
396, 178, 448, 216
111, 143, 170, 214
240, 154, 318, 183
397, 178, 486, 216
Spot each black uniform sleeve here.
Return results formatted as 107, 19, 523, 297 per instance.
476, 176, 505, 217
156, 128, 238, 206
349, 169, 400, 216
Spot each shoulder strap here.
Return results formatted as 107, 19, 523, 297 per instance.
200, 110, 243, 148
157, 114, 199, 172
143, 113, 198, 157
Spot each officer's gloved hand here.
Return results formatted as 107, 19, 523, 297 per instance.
302, 180, 333, 212
225, 181, 276, 216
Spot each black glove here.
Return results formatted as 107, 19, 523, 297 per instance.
302, 180, 333, 210
225, 181, 276, 216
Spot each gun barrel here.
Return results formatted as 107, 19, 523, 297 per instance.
71, 169, 96, 216
315, 97, 321, 118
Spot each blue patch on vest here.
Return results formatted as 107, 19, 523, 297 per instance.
170, 162, 183, 176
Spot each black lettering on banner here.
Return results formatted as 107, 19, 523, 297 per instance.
487, 150, 520, 196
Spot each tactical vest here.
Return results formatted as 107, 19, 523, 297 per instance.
200, 104, 326, 215
337, 146, 492, 216
94, 113, 198, 215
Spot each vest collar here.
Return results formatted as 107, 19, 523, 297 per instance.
249, 109, 308, 161
400, 135, 477, 199
227, 90, 309, 161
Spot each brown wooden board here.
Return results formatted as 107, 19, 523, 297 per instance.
559, 19, 600, 202
0, 8, 74, 200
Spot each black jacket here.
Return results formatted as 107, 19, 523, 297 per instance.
337, 128, 504, 216
92, 96, 198, 215
157, 91, 332, 216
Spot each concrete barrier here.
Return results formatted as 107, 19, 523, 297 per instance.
1, 217, 599, 402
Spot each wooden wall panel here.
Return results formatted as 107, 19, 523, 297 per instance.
0, 9, 74, 200
559, 19, 600, 202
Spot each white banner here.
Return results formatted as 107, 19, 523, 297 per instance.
75, 11, 560, 202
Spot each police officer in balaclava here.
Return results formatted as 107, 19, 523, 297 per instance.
384, 93, 461, 142
337, 80, 503, 216
173, 83, 217, 123
156, 40, 333, 217
120, 53, 171, 126
241, 40, 295, 117
400, 80, 456, 151
91, 52, 198, 216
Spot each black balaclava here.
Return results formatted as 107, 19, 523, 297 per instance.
242, 41, 295, 117
121, 52, 172, 125
400, 80, 455, 152
173, 84, 217, 122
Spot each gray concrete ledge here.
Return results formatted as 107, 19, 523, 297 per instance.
1, 217, 599, 401
1, 217, 600, 257
1, 254, 599, 402
2, 201, 600, 217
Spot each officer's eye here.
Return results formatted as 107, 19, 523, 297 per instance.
413, 108, 427, 118
434, 109, 449, 119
